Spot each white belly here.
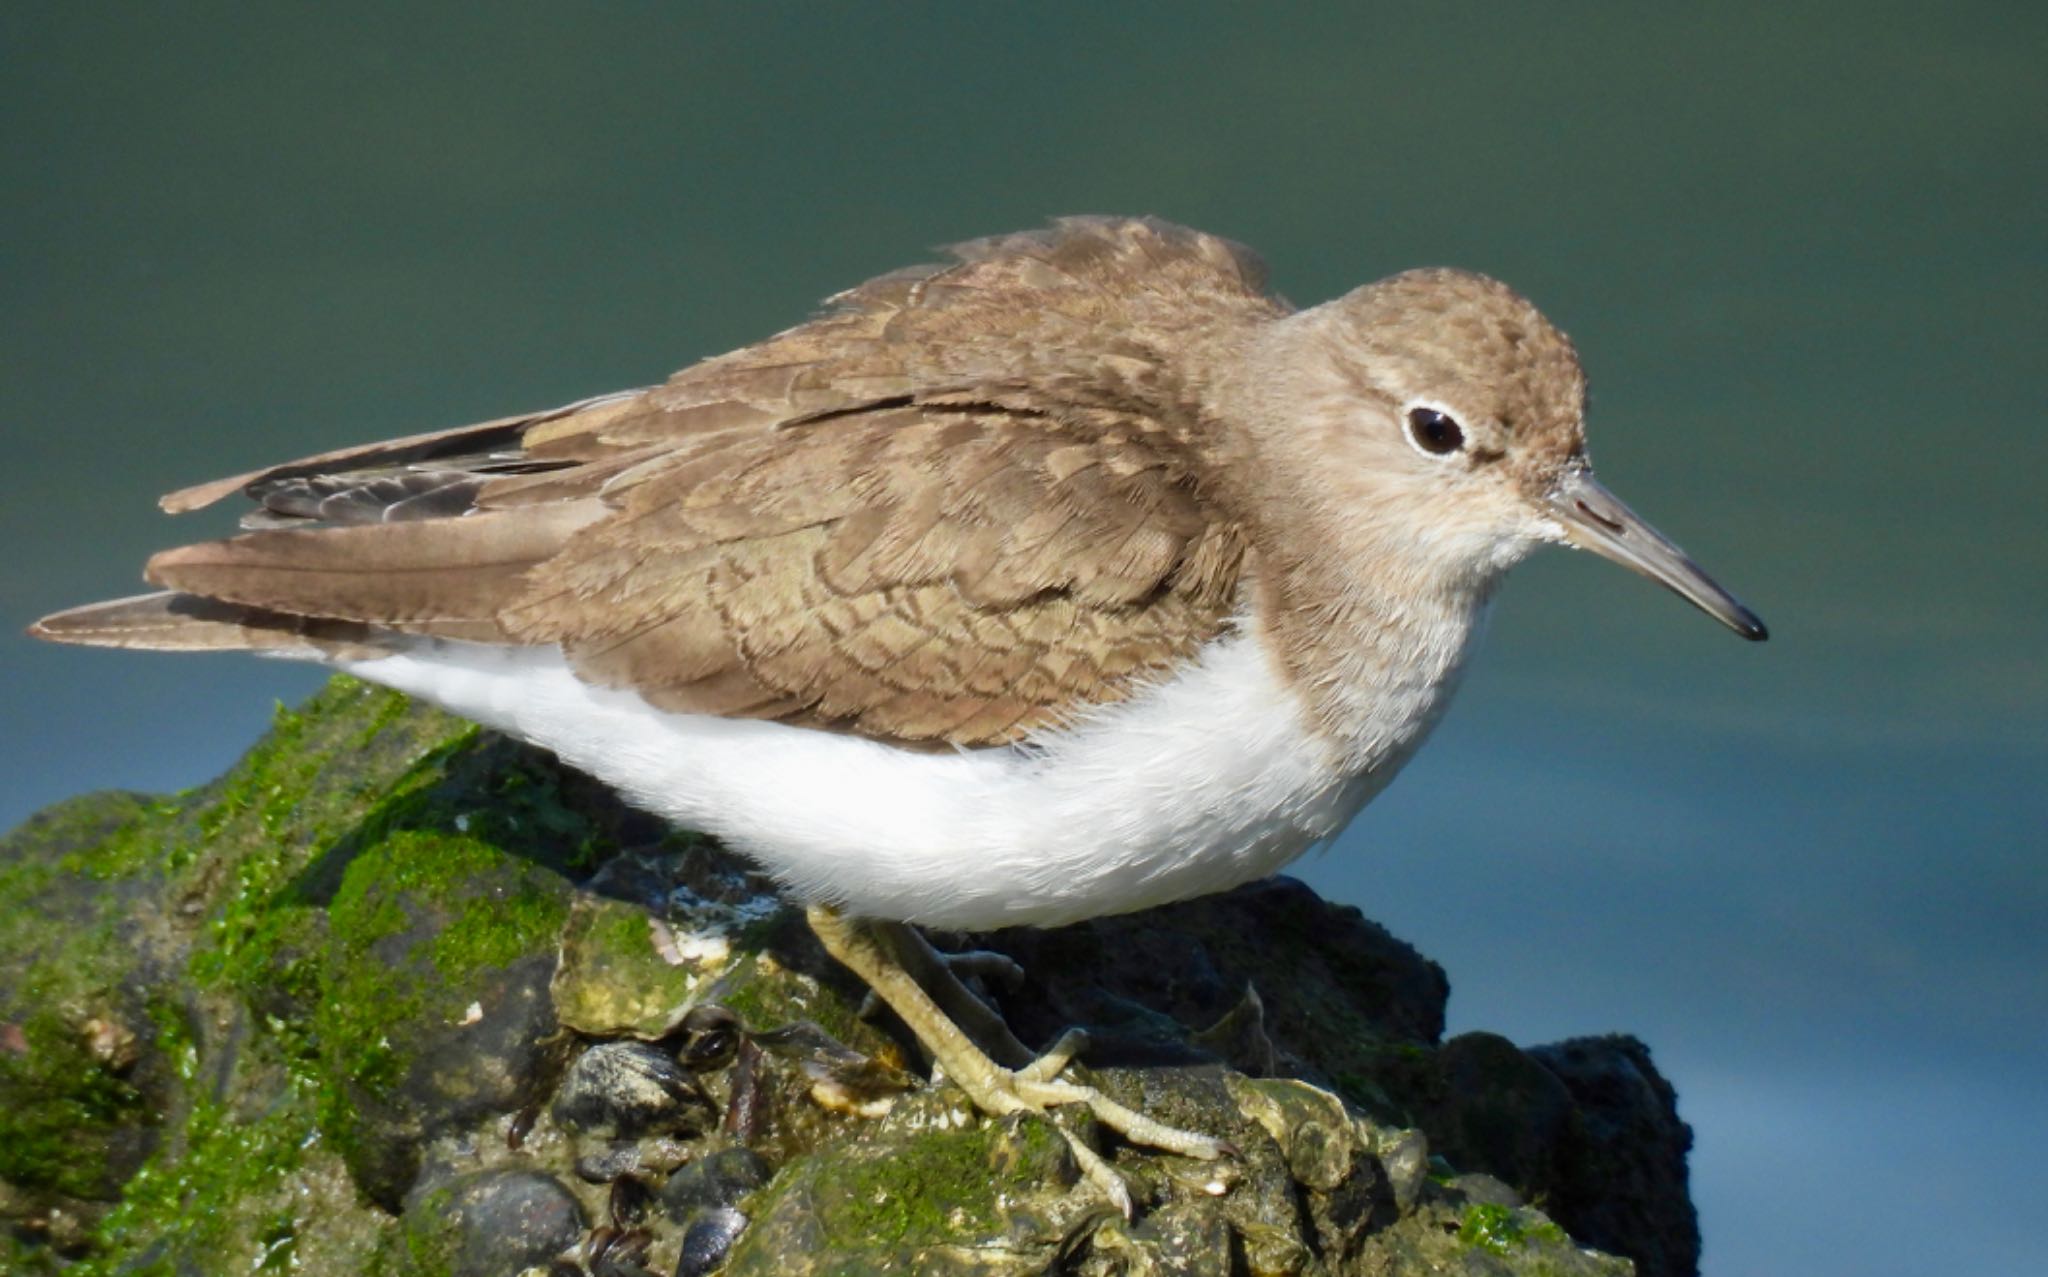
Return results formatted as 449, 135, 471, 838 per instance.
341, 629, 1405, 930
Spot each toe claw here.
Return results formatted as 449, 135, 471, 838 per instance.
1055, 1121, 1133, 1218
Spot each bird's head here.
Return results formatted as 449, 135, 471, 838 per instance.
1225, 268, 1765, 640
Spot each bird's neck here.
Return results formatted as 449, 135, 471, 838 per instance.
1194, 306, 1520, 767
1243, 533, 1505, 774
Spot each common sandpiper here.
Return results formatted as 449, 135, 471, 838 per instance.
32, 216, 1766, 1209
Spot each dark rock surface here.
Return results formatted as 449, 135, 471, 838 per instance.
403, 1169, 587, 1277
1532, 1035, 1702, 1277
552, 1041, 714, 1142
0, 676, 1700, 1275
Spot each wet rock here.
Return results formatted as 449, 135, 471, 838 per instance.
658, 1147, 771, 1223
1425, 1031, 1578, 1192
1358, 1186, 1635, 1276
721, 1100, 1094, 1276
569, 1135, 695, 1186
1224, 1074, 1409, 1266
338, 941, 567, 1209
404, 1168, 587, 1276
1091, 1203, 1236, 1277
1531, 1034, 1700, 1277
576, 1140, 659, 1184
980, 875, 1450, 1072
1376, 1126, 1431, 1211
555, 1041, 715, 1140
0, 792, 184, 1211
1190, 982, 1279, 1076
552, 896, 706, 1039
1226, 1075, 1362, 1190
1448, 1172, 1523, 1209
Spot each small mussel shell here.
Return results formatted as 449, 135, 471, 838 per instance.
575, 1140, 646, 1185
752, 1019, 917, 1111
586, 1225, 655, 1277
658, 1147, 772, 1223
721, 1037, 767, 1142
609, 1173, 655, 1229
676, 1004, 742, 1071
675, 1206, 748, 1277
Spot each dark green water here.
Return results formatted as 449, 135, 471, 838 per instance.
4, 6, 2041, 1273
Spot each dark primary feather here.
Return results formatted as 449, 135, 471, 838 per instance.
244, 471, 489, 528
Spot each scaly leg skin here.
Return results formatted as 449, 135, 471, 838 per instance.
807, 905, 1226, 1215
863, 919, 1033, 1067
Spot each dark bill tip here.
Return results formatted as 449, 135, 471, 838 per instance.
1547, 467, 1769, 642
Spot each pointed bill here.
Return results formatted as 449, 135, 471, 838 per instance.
1546, 466, 1768, 641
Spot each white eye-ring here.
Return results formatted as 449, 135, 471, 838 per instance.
1405, 403, 1467, 457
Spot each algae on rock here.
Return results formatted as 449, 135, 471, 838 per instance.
1, 676, 1699, 1276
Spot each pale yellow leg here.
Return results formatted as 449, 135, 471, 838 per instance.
866, 919, 1033, 1068
806, 905, 1227, 1214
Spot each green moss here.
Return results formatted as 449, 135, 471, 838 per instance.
1458, 1201, 1525, 1255
849, 1126, 1005, 1241
736, 1111, 1069, 1264
48, 796, 178, 883
308, 827, 567, 1159
0, 676, 625, 1268
1, 1234, 63, 1276
77, 1077, 349, 1277
17, 998, 323, 1275
187, 681, 476, 996
0, 1005, 150, 1199
366, 831, 569, 983
586, 892, 665, 956
0, 792, 185, 1205
398, 1180, 460, 1277
0, 792, 163, 993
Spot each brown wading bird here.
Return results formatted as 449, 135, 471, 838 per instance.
32, 217, 1765, 1210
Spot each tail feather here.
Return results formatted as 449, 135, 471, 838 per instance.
27, 591, 380, 658
139, 500, 600, 633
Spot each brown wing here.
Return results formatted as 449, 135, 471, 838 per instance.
500, 404, 1247, 745
44, 217, 1271, 746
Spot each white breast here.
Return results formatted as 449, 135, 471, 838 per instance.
339, 625, 1440, 931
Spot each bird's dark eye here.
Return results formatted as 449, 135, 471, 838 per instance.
1406, 407, 1465, 456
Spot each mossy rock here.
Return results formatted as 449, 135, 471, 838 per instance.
723, 1098, 1097, 1275
0, 675, 1698, 1276
0, 791, 184, 1205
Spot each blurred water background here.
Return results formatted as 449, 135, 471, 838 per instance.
3, 5, 2041, 1273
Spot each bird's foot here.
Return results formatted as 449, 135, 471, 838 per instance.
807, 906, 1227, 1216
936, 1030, 1226, 1215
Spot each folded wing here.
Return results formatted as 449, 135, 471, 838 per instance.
34, 217, 1270, 747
